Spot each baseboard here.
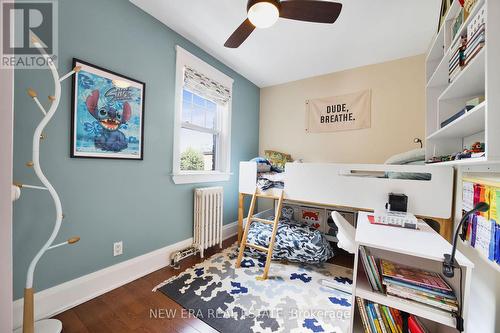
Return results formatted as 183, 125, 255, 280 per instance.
12, 221, 238, 329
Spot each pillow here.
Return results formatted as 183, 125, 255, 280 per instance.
386, 160, 431, 181
281, 206, 294, 221
251, 157, 272, 173
384, 148, 425, 165
265, 150, 293, 172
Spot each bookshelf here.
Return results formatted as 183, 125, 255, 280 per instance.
425, 0, 500, 166
459, 176, 500, 273
350, 212, 474, 333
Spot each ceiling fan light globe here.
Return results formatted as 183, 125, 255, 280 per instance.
248, 2, 279, 29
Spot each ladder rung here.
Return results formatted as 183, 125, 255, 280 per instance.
247, 243, 269, 253
255, 193, 281, 199
251, 217, 274, 225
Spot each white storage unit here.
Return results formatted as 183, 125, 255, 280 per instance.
350, 212, 474, 333
425, 0, 500, 165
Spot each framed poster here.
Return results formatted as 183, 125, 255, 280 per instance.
71, 58, 145, 160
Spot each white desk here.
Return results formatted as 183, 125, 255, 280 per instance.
350, 212, 474, 333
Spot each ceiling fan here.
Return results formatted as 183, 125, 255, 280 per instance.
224, 0, 342, 48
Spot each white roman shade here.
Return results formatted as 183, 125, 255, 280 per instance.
184, 66, 232, 105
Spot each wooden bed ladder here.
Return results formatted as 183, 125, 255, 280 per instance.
235, 188, 284, 280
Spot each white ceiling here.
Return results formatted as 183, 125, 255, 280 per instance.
130, 0, 441, 87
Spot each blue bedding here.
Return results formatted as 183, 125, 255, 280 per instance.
245, 210, 334, 264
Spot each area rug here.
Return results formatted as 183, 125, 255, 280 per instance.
154, 245, 353, 333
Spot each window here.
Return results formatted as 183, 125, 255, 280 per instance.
172, 46, 233, 184
180, 90, 218, 172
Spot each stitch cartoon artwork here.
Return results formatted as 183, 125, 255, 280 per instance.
85, 90, 131, 152
71, 60, 144, 159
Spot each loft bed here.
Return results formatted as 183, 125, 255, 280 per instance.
237, 162, 455, 242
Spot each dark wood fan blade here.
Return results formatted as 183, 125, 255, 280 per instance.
280, 0, 342, 24
224, 18, 256, 48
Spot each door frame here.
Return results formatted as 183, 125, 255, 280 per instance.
0, 50, 14, 332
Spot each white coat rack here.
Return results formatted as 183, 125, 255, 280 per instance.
13, 37, 81, 333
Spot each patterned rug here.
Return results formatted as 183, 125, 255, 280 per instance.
154, 245, 353, 333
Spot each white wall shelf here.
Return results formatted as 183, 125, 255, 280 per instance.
427, 156, 488, 167
425, 0, 499, 166
427, 52, 450, 89
427, 102, 485, 141
438, 48, 485, 101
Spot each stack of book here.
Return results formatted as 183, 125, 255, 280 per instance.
359, 246, 383, 292
464, 23, 485, 66
380, 260, 458, 313
449, 36, 466, 83
463, 181, 500, 265
356, 297, 430, 333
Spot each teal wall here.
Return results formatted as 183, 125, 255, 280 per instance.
13, 0, 259, 299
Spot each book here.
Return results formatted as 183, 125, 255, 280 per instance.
464, 45, 485, 67
360, 246, 379, 291
360, 301, 408, 333
374, 304, 388, 333
495, 224, 500, 264
368, 303, 383, 333
462, 181, 500, 268
368, 255, 384, 292
408, 315, 423, 333
389, 307, 403, 333
382, 277, 456, 298
471, 214, 477, 247
356, 297, 373, 333
384, 277, 457, 300
465, 36, 485, 56
440, 107, 469, 128
380, 259, 453, 293
366, 303, 378, 333
462, 181, 474, 211
385, 285, 458, 312
381, 306, 397, 333
466, 23, 485, 45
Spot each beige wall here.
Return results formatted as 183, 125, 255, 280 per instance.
259, 55, 426, 163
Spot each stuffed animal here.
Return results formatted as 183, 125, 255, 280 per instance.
85, 89, 131, 152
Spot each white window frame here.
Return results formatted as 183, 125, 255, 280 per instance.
172, 46, 233, 184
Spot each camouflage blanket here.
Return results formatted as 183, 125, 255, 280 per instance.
155, 245, 353, 333
245, 220, 334, 263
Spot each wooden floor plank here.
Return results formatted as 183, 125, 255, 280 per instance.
54, 309, 89, 333
53, 235, 352, 332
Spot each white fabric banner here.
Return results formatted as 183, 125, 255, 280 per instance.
306, 89, 371, 133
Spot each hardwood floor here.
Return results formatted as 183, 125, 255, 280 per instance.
53, 236, 354, 333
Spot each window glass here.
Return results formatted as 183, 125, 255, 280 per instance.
179, 128, 216, 171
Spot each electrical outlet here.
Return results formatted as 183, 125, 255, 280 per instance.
113, 241, 123, 256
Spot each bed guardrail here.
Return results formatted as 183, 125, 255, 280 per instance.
239, 162, 454, 219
